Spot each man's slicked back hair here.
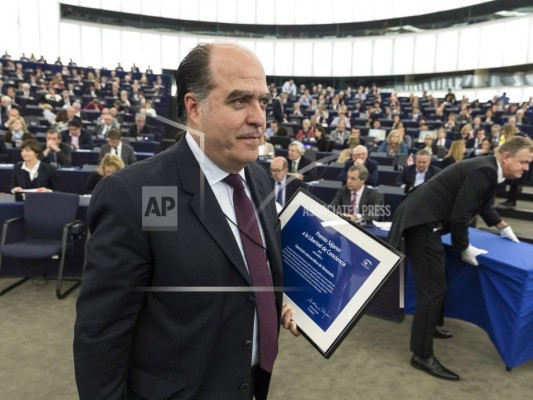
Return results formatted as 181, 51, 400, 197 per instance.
175, 43, 215, 125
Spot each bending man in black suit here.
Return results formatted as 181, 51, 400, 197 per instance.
330, 163, 384, 222
389, 136, 532, 381
395, 149, 441, 193
270, 156, 307, 208
74, 43, 299, 400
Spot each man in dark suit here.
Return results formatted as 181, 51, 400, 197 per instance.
286, 140, 316, 182
40, 128, 72, 168
127, 113, 151, 138
272, 92, 287, 123
330, 163, 384, 222
270, 156, 306, 207
93, 112, 119, 139
61, 118, 94, 150
98, 128, 137, 165
389, 136, 532, 381
395, 149, 441, 193
74, 43, 299, 400
338, 145, 379, 187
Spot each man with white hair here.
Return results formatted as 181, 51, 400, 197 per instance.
286, 140, 316, 181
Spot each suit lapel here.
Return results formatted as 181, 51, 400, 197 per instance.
175, 139, 252, 285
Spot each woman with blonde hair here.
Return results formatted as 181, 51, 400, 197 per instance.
377, 129, 408, 155
83, 154, 125, 194
499, 124, 518, 146
442, 140, 465, 168
4, 116, 33, 147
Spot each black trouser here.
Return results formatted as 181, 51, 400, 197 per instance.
405, 223, 447, 358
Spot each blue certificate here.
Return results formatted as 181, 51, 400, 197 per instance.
280, 190, 403, 358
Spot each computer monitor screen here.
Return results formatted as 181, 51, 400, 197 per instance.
368, 129, 386, 141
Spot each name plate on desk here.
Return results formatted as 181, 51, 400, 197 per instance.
280, 190, 404, 358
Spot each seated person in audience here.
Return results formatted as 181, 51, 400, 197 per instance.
62, 118, 94, 150
472, 116, 483, 131
456, 104, 473, 126
469, 138, 494, 158
291, 102, 303, 117
265, 120, 278, 138
410, 106, 424, 122
286, 141, 315, 182
347, 127, 365, 147
338, 145, 379, 187
258, 134, 275, 160
314, 126, 328, 152
270, 156, 308, 208
330, 108, 351, 129
442, 139, 466, 169
435, 127, 450, 149
460, 123, 474, 143
83, 153, 125, 195
3, 107, 21, 129
515, 109, 531, 126
99, 128, 137, 166
4, 116, 33, 148
109, 107, 123, 125
0, 136, 9, 163
145, 100, 157, 117
444, 112, 457, 131
128, 114, 151, 138
93, 113, 118, 139
490, 124, 502, 147
433, 106, 446, 122
83, 98, 104, 112
330, 163, 384, 223
419, 133, 438, 155
329, 119, 350, 146
467, 127, 487, 149
336, 136, 360, 164
11, 139, 57, 193
395, 149, 441, 193
41, 128, 72, 168
295, 118, 315, 140
378, 129, 409, 155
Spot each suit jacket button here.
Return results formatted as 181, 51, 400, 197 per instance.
247, 296, 256, 306
240, 383, 249, 392
244, 340, 252, 349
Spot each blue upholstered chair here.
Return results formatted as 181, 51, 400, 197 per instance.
0, 192, 84, 299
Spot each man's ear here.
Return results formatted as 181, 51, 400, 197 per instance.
184, 93, 201, 126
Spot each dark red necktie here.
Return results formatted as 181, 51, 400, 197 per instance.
223, 174, 278, 373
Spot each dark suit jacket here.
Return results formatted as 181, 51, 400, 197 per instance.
272, 98, 284, 123
10, 161, 58, 191
99, 143, 137, 165
61, 129, 94, 150
74, 138, 282, 399
127, 124, 151, 138
330, 185, 384, 221
287, 156, 316, 182
395, 164, 441, 192
276, 176, 307, 206
389, 156, 502, 251
338, 159, 379, 187
40, 142, 72, 167
0, 137, 9, 163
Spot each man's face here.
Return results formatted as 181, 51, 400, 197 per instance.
69, 126, 80, 136
346, 170, 364, 192
288, 145, 300, 161
416, 155, 431, 173
103, 114, 113, 126
187, 45, 269, 173
136, 119, 145, 128
270, 159, 287, 182
108, 138, 121, 148
501, 149, 533, 179
424, 135, 433, 146
491, 128, 500, 138
351, 147, 368, 163
46, 133, 60, 146
351, 128, 360, 138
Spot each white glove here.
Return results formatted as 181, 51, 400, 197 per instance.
461, 244, 488, 266
500, 226, 520, 243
